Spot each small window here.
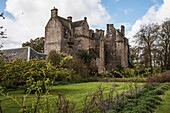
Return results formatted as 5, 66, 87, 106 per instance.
64, 28, 67, 37
12, 52, 17, 56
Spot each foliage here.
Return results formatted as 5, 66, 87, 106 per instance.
155, 89, 170, 113
65, 57, 89, 79
146, 71, 170, 83
124, 68, 136, 78
133, 19, 170, 71
0, 12, 7, 48
0, 58, 56, 91
157, 71, 170, 83
22, 37, 45, 53
76, 49, 93, 63
47, 50, 63, 66
121, 83, 170, 113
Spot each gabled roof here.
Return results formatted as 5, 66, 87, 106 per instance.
72, 20, 84, 28
57, 16, 84, 29
57, 16, 71, 29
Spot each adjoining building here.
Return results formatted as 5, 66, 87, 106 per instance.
0, 47, 47, 62
44, 8, 129, 73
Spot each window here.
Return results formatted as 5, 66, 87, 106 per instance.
64, 28, 67, 37
12, 52, 17, 56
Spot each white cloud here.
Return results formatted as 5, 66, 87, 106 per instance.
127, 0, 170, 46
0, 0, 111, 49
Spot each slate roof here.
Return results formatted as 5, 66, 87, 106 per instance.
57, 16, 71, 29
0, 47, 47, 61
57, 16, 84, 29
72, 20, 84, 28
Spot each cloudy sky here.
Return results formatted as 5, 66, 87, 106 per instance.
0, 0, 170, 49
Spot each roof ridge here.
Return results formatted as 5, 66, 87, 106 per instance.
57, 16, 71, 22
72, 20, 84, 23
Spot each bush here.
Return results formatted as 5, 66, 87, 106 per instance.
132, 105, 149, 113
47, 50, 64, 66
146, 71, 170, 83
154, 89, 164, 95
121, 83, 167, 113
65, 57, 89, 79
157, 71, 170, 82
0, 58, 57, 91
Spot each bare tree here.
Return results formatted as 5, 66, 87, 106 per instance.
134, 24, 159, 70
157, 19, 170, 70
0, 12, 7, 49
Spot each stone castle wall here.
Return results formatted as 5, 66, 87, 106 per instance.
44, 8, 129, 73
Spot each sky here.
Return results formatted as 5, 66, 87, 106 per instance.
0, 0, 170, 49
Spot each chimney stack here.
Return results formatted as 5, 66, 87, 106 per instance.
84, 17, 87, 21
67, 16, 72, 22
121, 25, 125, 37
51, 7, 58, 18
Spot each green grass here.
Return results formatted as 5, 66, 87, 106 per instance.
0, 82, 143, 112
156, 89, 170, 113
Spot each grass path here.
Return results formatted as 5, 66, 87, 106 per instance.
156, 89, 170, 113
0, 82, 143, 112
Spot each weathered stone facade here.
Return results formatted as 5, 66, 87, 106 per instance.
44, 8, 129, 73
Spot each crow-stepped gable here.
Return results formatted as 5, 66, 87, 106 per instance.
44, 8, 129, 73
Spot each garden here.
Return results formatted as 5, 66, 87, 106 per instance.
0, 50, 170, 113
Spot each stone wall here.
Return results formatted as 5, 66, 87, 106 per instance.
44, 8, 129, 72
44, 17, 63, 54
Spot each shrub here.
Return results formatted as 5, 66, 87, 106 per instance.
47, 50, 65, 66
76, 49, 93, 63
1, 58, 57, 91
65, 57, 89, 79
154, 89, 164, 95
146, 71, 170, 83
132, 105, 149, 113
157, 71, 170, 82
124, 68, 135, 77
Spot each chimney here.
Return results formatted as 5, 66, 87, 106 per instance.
121, 25, 125, 37
107, 24, 114, 31
51, 7, 58, 18
67, 16, 72, 22
84, 17, 87, 21
107, 24, 114, 35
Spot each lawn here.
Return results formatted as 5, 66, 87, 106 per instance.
0, 82, 143, 112
156, 89, 170, 113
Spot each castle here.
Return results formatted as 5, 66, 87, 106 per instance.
44, 8, 129, 73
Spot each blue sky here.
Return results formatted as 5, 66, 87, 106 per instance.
0, 0, 169, 48
102, 0, 163, 22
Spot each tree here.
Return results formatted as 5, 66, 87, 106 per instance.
128, 46, 139, 68
134, 24, 159, 70
22, 37, 45, 53
157, 19, 170, 70
47, 50, 63, 66
0, 12, 7, 48
76, 49, 93, 63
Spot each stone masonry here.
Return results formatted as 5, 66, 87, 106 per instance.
44, 8, 129, 73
